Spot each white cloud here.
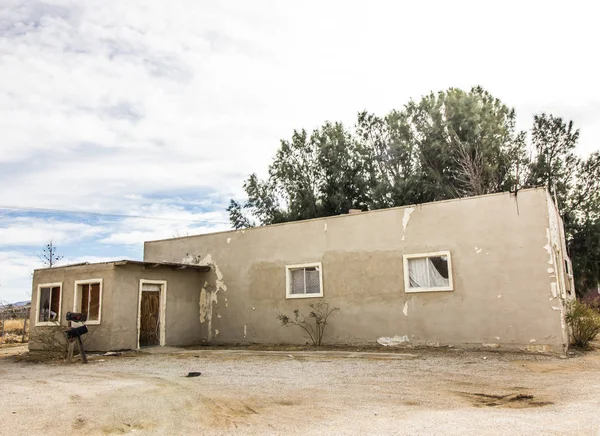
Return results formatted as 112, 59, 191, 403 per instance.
0, 251, 37, 303
98, 206, 230, 245
100, 225, 229, 245
0, 217, 104, 245
1, 1, 598, 210
0, 250, 119, 304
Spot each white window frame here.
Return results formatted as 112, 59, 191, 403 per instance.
403, 251, 454, 293
137, 279, 167, 349
73, 279, 103, 325
285, 262, 324, 299
35, 282, 63, 326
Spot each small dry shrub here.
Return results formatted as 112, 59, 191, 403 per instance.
565, 300, 600, 349
29, 323, 70, 358
277, 303, 339, 346
29, 322, 98, 360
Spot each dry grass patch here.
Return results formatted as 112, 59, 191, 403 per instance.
0, 318, 29, 345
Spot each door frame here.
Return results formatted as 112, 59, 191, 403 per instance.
137, 279, 167, 349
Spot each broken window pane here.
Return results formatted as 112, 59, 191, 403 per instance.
78, 283, 101, 321
38, 286, 60, 322
50, 287, 61, 317
81, 285, 89, 317
408, 256, 450, 289
38, 287, 51, 322
88, 283, 100, 321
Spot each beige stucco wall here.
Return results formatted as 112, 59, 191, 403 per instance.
144, 188, 570, 353
30, 263, 206, 351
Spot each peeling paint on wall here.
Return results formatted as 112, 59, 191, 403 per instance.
244, 324, 247, 339
199, 286, 208, 323
401, 208, 414, 241
527, 344, 553, 353
482, 343, 500, 349
324, 223, 327, 232
202, 289, 218, 340
227, 237, 231, 244
474, 247, 482, 254
182, 253, 228, 342
546, 192, 570, 354
377, 335, 410, 346
550, 283, 558, 298
402, 301, 408, 317
544, 229, 553, 266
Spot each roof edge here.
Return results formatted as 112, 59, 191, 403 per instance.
146, 187, 548, 244
33, 259, 211, 272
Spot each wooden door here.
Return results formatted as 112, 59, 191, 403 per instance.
139, 291, 160, 346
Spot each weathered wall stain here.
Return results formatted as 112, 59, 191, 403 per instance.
378, 335, 410, 346
401, 207, 414, 241
182, 253, 227, 342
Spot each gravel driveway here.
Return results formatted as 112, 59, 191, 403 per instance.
1, 346, 600, 435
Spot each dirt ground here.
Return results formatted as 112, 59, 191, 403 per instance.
1, 345, 600, 436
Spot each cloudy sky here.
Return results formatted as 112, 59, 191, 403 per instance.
0, 0, 599, 303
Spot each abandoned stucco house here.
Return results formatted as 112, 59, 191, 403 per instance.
29, 187, 575, 353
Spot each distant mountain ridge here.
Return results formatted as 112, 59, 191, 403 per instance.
6, 301, 30, 307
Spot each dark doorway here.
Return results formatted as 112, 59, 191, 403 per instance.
139, 291, 160, 347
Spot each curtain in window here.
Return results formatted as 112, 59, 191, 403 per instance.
408, 258, 449, 288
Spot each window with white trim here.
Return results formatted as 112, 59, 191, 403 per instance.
285, 263, 323, 299
36, 283, 62, 326
74, 279, 103, 324
403, 251, 453, 293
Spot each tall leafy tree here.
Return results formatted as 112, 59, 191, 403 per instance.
405, 86, 527, 200
230, 86, 529, 227
356, 110, 424, 208
527, 113, 579, 212
568, 152, 600, 294
230, 122, 366, 227
314, 122, 369, 214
